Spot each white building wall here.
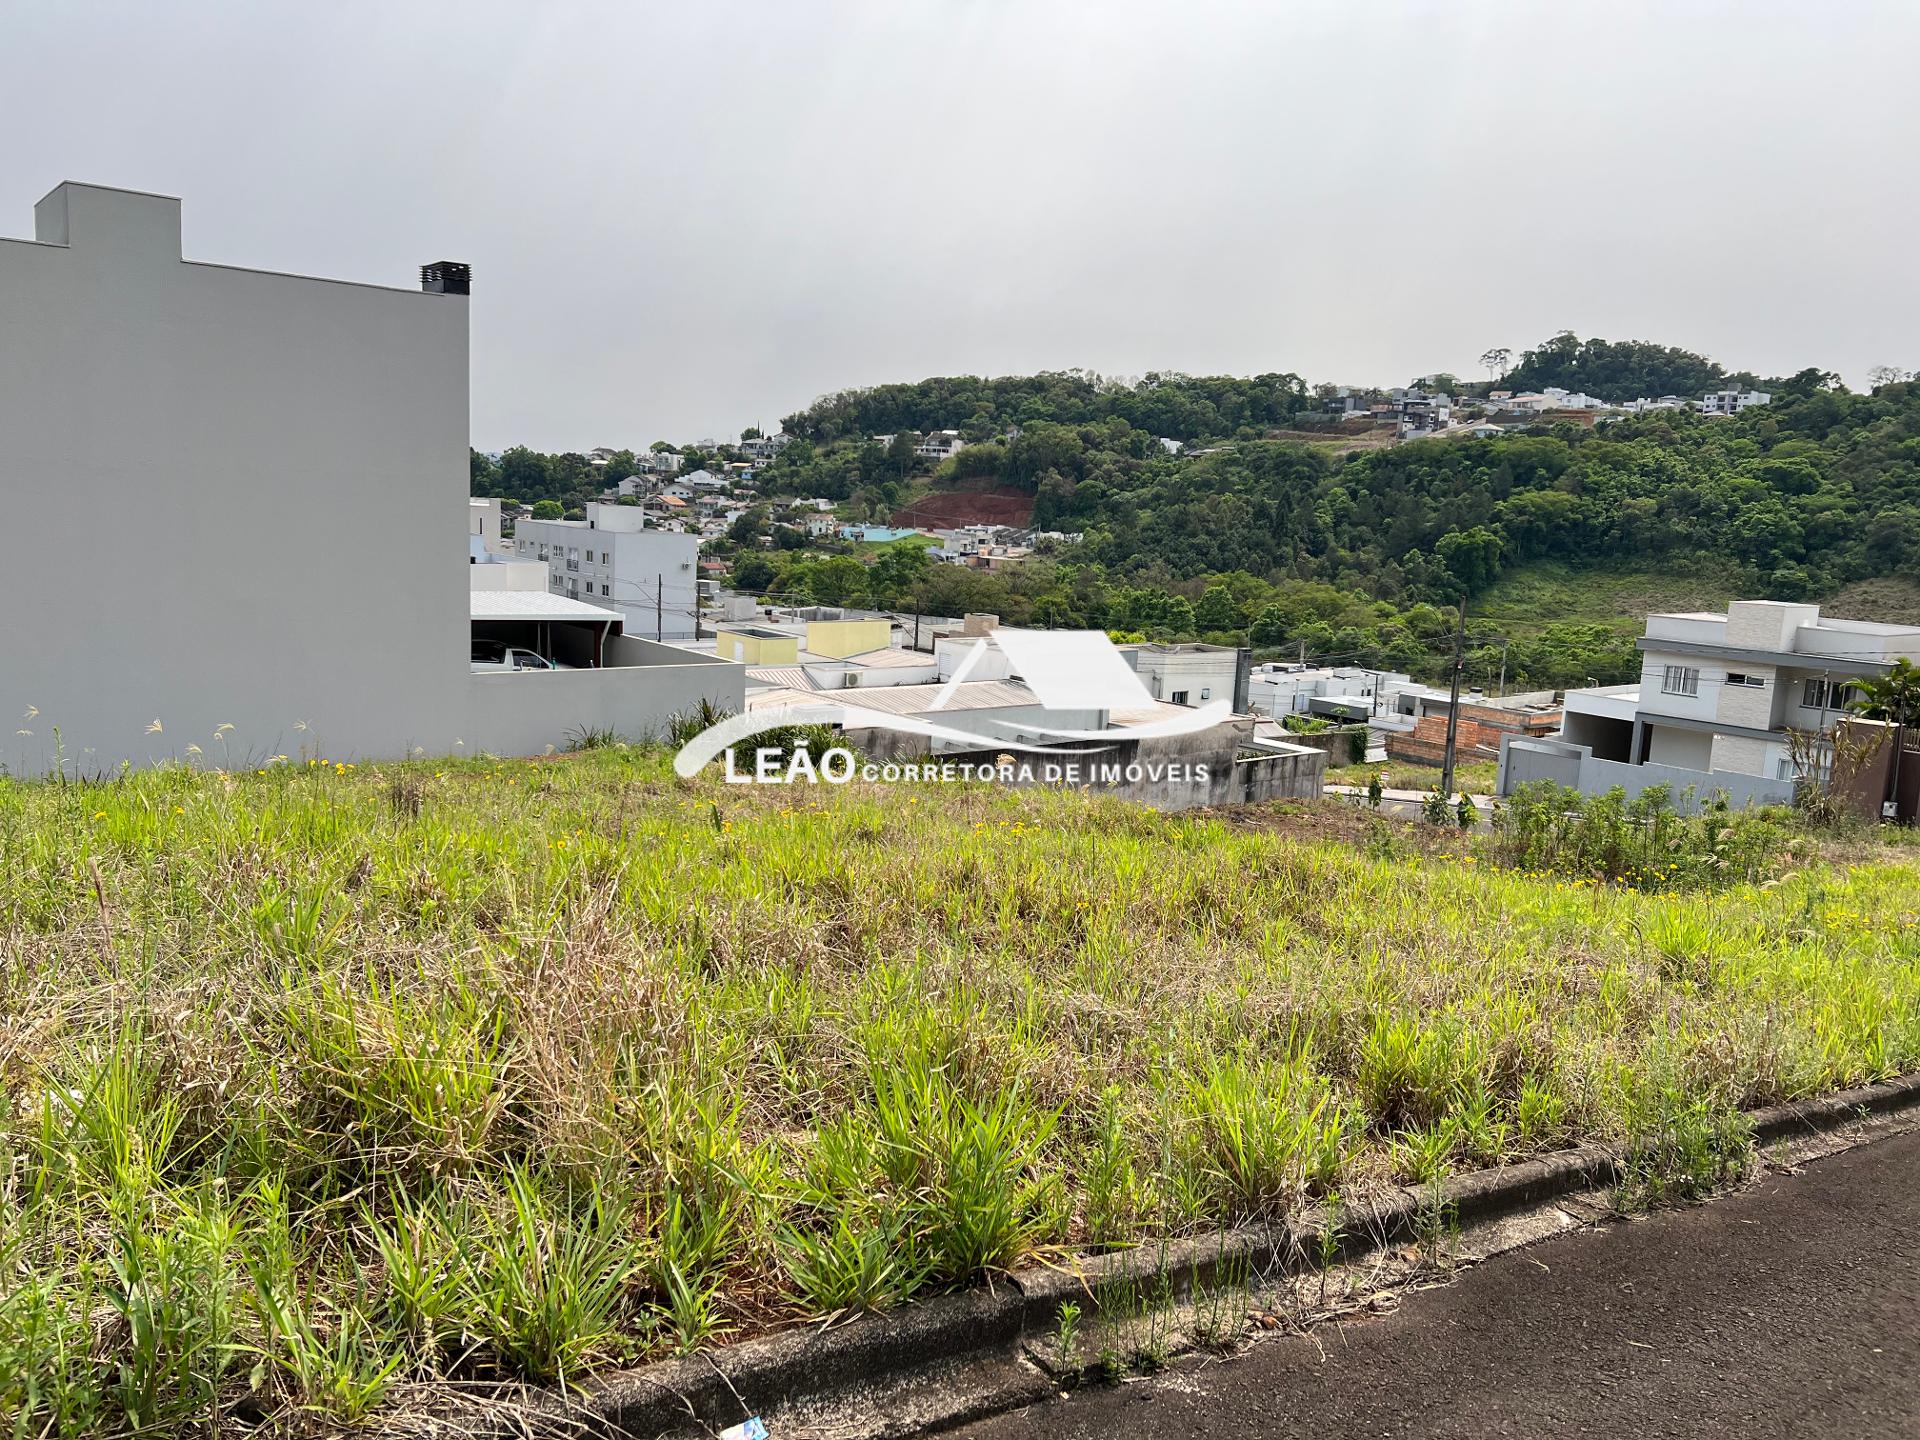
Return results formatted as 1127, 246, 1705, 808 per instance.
1125, 648, 1241, 706
1646, 726, 1713, 770
1, 183, 471, 770
1637, 650, 1724, 724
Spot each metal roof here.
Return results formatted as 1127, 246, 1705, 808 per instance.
843, 647, 937, 668
746, 665, 817, 691
469, 591, 623, 624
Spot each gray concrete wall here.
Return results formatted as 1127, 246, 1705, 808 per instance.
1233, 747, 1327, 803
1282, 727, 1368, 766
464, 646, 744, 754
1499, 737, 1586, 792
1583, 755, 1794, 811
2, 183, 471, 772
1498, 736, 1794, 813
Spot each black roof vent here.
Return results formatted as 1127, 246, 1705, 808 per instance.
420, 261, 471, 295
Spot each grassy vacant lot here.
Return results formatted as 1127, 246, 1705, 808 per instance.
1476, 559, 1746, 639
1324, 758, 1501, 797
2, 751, 1917, 1434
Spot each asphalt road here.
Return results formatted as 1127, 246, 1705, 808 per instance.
952, 1127, 1920, 1440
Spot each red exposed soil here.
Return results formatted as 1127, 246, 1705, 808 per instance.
892, 485, 1035, 529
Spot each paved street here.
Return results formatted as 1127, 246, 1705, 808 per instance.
953, 1127, 1920, 1439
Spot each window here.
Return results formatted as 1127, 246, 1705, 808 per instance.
1660, 664, 1700, 697
600, 584, 610, 596
1803, 678, 1862, 712
1725, 672, 1764, 688
1170, 690, 1190, 706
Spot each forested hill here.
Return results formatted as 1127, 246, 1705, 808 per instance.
759, 365, 1920, 604
471, 341, 1920, 688
1495, 331, 1746, 403
781, 370, 1312, 446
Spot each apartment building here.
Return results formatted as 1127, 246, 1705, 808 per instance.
512, 502, 700, 640
1699, 387, 1771, 416
0, 183, 738, 770
1502, 601, 1920, 809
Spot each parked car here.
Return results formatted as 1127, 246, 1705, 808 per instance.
471, 641, 558, 673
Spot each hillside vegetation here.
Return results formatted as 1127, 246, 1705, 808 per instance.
474, 340, 1920, 691
3, 752, 1918, 1434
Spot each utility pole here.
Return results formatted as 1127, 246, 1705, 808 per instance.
1440, 601, 1467, 799
1496, 637, 1510, 698
656, 575, 664, 642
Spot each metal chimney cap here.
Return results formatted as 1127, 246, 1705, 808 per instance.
420, 261, 471, 295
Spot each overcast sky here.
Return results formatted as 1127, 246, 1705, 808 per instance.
4, 1, 1917, 450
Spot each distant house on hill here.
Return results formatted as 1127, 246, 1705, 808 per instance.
915, 430, 968, 462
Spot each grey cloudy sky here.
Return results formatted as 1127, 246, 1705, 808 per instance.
4, 1, 1917, 450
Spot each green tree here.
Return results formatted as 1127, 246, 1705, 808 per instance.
1434, 526, 1504, 595
807, 555, 871, 607
1851, 658, 1920, 730
733, 555, 776, 592
530, 499, 563, 520
1194, 585, 1242, 632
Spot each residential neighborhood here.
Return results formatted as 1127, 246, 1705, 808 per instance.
6, 8, 1920, 1437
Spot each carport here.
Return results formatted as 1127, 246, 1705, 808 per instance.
470, 591, 624, 669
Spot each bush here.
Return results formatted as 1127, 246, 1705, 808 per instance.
1488, 782, 1796, 890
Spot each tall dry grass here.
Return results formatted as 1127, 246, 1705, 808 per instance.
1, 748, 1917, 1433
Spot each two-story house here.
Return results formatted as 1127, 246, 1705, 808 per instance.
1504, 601, 1920, 808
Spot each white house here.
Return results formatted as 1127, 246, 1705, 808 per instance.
512, 502, 701, 641
1501, 601, 1920, 809
737, 433, 790, 461
683, 468, 730, 491
1699, 387, 1771, 416
0, 182, 740, 771
915, 430, 969, 462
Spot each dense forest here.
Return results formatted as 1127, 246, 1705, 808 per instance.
1493, 331, 1750, 402
472, 336, 1920, 688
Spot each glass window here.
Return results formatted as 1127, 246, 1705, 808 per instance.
1660, 665, 1699, 697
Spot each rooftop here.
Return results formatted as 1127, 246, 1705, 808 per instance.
745, 679, 1040, 716
469, 592, 623, 624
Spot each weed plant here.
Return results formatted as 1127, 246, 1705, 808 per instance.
0, 749, 1915, 1432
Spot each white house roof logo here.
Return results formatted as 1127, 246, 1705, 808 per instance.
672, 628, 1229, 778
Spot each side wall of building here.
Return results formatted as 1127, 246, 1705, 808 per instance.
1, 184, 471, 771
464, 641, 743, 753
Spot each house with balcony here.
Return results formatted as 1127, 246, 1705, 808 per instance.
1500, 601, 1920, 810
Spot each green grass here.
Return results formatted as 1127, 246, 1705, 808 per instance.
1326, 759, 1500, 797
1476, 559, 1746, 640
2, 749, 1918, 1433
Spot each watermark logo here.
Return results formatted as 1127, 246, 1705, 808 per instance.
673, 627, 1228, 784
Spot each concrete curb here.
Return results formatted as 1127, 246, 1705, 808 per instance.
572, 1070, 1920, 1438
